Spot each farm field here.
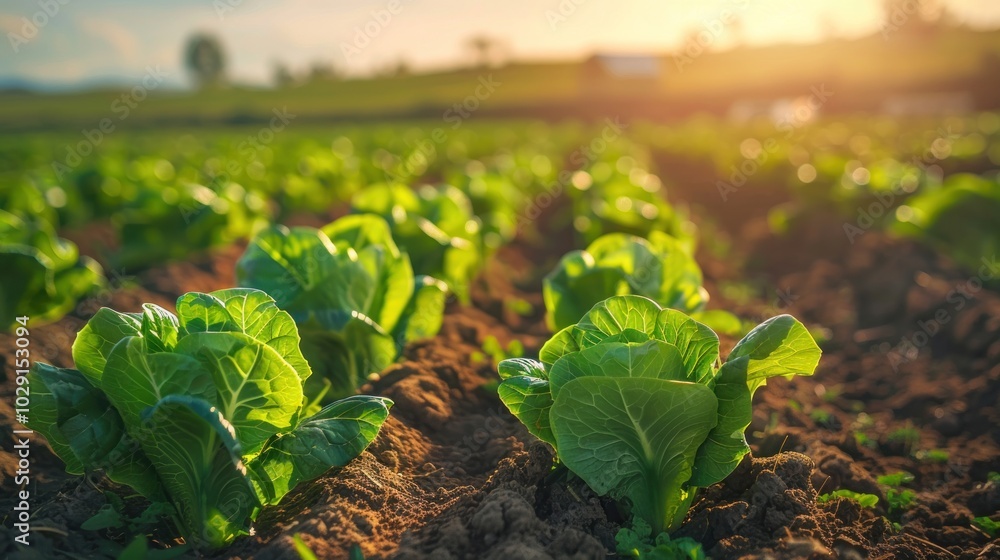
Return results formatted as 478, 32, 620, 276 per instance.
1, 114, 998, 559
2, 27, 1000, 132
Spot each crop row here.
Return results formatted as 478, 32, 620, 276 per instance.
3, 117, 998, 331
4, 116, 998, 556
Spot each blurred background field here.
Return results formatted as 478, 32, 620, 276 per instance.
2, 26, 1000, 130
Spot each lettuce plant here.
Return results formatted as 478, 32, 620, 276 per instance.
114, 182, 269, 271
450, 169, 525, 251
0, 210, 104, 330
351, 183, 482, 303
497, 295, 821, 534
891, 173, 999, 279
570, 173, 691, 247
544, 232, 707, 332
29, 288, 392, 550
237, 214, 448, 399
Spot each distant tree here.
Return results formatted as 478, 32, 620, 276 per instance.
184, 33, 226, 88
465, 35, 505, 68
273, 61, 294, 88
308, 61, 340, 82
391, 58, 410, 78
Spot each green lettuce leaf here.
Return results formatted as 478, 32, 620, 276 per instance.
726, 314, 822, 394
552, 376, 718, 534
497, 375, 555, 447
248, 395, 392, 505
175, 332, 303, 456
688, 357, 752, 488
28, 363, 162, 499
138, 396, 259, 549
72, 307, 143, 385
548, 340, 689, 399
0, 210, 104, 330
543, 233, 706, 332
351, 184, 482, 304
177, 288, 312, 381
102, 336, 215, 427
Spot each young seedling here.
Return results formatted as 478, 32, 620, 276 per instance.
615, 517, 706, 559
973, 516, 999, 538
877, 472, 917, 515
817, 490, 879, 508
917, 449, 950, 463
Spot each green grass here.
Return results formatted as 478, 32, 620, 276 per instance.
0, 62, 581, 132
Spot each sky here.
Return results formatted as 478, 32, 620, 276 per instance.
1, 0, 999, 89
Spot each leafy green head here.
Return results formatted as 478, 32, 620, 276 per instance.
891, 173, 1000, 277
570, 174, 690, 247
0, 209, 104, 330
449, 170, 524, 251
114, 182, 269, 271
29, 288, 392, 549
498, 295, 821, 534
543, 232, 707, 332
351, 183, 482, 303
236, 214, 448, 399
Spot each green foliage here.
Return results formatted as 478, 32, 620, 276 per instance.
810, 408, 832, 424
892, 173, 1000, 279
478, 335, 524, 364
543, 232, 709, 332
498, 295, 821, 533
292, 535, 320, 560
504, 297, 534, 317
450, 169, 525, 252
877, 472, 916, 514
236, 214, 448, 399
616, 517, 706, 560
884, 488, 917, 514
114, 182, 269, 270
569, 168, 691, 247
817, 490, 879, 508
352, 183, 482, 303
887, 425, 921, 454
854, 431, 878, 449
972, 516, 1000, 537
917, 448, 950, 463
29, 288, 392, 550
0, 210, 104, 330
877, 471, 915, 487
